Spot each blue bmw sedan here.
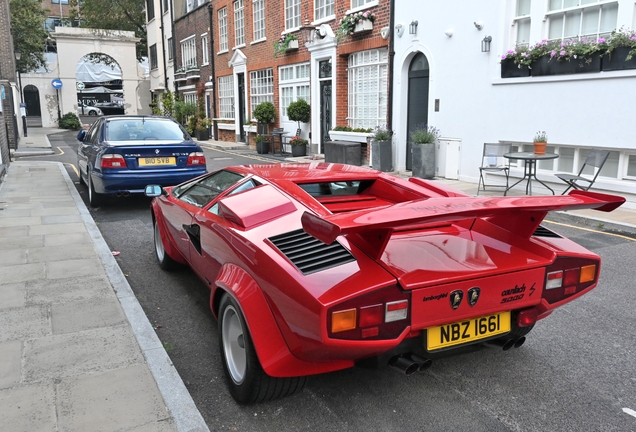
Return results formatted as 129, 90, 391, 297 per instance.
77, 115, 207, 207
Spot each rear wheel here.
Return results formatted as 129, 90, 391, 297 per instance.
87, 171, 103, 207
153, 218, 179, 271
218, 293, 306, 404
88, 110, 97, 116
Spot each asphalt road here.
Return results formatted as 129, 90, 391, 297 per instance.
18, 131, 636, 431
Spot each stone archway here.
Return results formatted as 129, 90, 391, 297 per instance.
50, 27, 146, 121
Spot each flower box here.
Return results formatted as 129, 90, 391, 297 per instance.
217, 123, 235, 131
601, 47, 636, 71
500, 58, 530, 78
531, 53, 601, 77
286, 39, 299, 52
243, 124, 256, 134
174, 72, 187, 82
354, 20, 373, 34
328, 130, 370, 143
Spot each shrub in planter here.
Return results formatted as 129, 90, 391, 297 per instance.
410, 124, 439, 179
371, 126, 393, 172
287, 99, 311, 133
253, 101, 276, 135
254, 134, 271, 154
289, 135, 308, 157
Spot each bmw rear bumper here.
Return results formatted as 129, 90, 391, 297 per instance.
92, 169, 207, 194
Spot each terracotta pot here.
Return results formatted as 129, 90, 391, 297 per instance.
534, 142, 547, 154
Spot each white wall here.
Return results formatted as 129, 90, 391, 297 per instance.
392, 0, 636, 202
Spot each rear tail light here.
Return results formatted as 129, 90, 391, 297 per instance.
328, 286, 410, 340
101, 154, 127, 169
543, 257, 599, 304
187, 152, 206, 166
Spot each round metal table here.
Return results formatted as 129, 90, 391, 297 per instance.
504, 152, 559, 196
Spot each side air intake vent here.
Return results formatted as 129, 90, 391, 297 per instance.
533, 225, 562, 238
269, 229, 356, 275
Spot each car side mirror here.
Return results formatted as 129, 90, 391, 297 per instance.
77, 130, 86, 141
144, 185, 165, 197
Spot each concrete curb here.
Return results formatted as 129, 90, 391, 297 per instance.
56, 162, 210, 432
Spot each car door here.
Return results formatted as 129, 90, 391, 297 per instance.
183, 174, 257, 283
77, 120, 102, 179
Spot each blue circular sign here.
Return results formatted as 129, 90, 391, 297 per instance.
51, 79, 63, 89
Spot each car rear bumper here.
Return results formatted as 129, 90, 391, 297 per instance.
92, 169, 206, 194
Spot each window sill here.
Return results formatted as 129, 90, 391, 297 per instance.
233, 44, 246, 50
311, 15, 335, 26
217, 50, 229, 55
251, 38, 267, 45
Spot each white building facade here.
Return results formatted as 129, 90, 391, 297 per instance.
146, 0, 175, 98
392, 0, 636, 206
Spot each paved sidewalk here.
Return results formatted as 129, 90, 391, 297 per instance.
1, 127, 633, 431
1, 128, 209, 431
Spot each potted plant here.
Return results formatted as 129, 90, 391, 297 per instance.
274, 33, 299, 57
252, 101, 276, 135
602, 27, 636, 71
289, 135, 308, 157
533, 131, 548, 154
254, 134, 271, 154
410, 124, 439, 179
371, 125, 393, 172
286, 99, 311, 135
336, 10, 375, 42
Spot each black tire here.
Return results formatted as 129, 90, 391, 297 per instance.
88, 111, 97, 116
87, 171, 103, 207
218, 293, 306, 404
153, 218, 180, 271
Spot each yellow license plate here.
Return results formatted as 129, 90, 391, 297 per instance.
138, 157, 176, 166
427, 311, 511, 351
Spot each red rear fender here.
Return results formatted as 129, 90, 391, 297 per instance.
212, 263, 352, 377
152, 201, 187, 265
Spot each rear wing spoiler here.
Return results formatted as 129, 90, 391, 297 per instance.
301, 190, 625, 259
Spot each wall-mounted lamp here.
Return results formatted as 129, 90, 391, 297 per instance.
444, 28, 454, 37
474, 21, 484, 30
395, 23, 404, 37
409, 20, 418, 35
481, 35, 492, 52
300, 19, 326, 44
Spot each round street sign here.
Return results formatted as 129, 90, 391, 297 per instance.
51, 79, 63, 89
76, 81, 85, 90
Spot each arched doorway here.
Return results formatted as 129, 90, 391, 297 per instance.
76, 54, 125, 117
406, 53, 430, 171
24, 85, 42, 127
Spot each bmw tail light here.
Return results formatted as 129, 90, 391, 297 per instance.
543, 257, 599, 304
328, 286, 410, 340
101, 154, 127, 169
187, 152, 206, 166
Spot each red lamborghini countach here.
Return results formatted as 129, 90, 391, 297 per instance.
144, 163, 624, 404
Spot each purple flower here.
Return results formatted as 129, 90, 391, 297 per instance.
525, 53, 530, 58
598, 38, 606, 43
560, 43, 565, 47
631, 36, 636, 41
508, 49, 514, 54
550, 50, 556, 57
560, 50, 566, 56
501, 55, 507, 60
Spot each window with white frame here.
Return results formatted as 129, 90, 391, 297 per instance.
348, 49, 388, 130
315, 0, 334, 20
352, 0, 374, 8
147, 0, 155, 21
149, 44, 158, 70
547, 0, 618, 41
201, 33, 209, 65
285, 0, 300, 30
249, 69, 274, 115
218, 7, 228, 52
184, 92, 197, 106
167, 37, 174, 60
627, 155, 636, 179
234, 0, 245, 47
253, 0, 266, 40
181, 36, 197, 68
218, 75, 235, 119
515, 0, 531, 47
279, 63, 310, 117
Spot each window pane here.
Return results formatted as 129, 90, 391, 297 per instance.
517, 18, 531, 44
558, 147, 575, 173
581, 9, 598, 36
600, 150, 619, 178
564, 0, 578, 8
548, 0, 562, 11
253, 0, 265, 40
234, 0, 245, 46
564, 11, 580, 38
627, 155, 636, 177
538, 146, 556, 170
600, 3, 618, 33
219, 8, 228, 51
548, 15, 564, 39
516, 0, 531, 16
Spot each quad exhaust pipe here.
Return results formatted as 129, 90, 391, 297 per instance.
389, 354, 433, 375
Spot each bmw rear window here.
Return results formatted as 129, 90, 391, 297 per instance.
105, 118, 188, 142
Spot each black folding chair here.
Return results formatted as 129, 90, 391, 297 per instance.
555, 149, 609, 194
477, 143, 511, 195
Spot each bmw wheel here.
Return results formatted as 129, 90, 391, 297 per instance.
153, 218, 179, 271
87, 170, 103, 207
88, 110, 97, 116
218, 293, 305, 404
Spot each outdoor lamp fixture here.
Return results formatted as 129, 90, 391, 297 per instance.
409, 20, 418, 35
481, 35, 492, 52
300, 19, 325, 44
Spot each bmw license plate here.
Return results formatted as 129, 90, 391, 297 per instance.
138, 157, 175, 166
426, 311, 511, 351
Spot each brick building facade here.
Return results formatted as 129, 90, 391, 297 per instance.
167, 0, 391, 154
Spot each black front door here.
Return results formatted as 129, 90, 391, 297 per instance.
237, 73, 246, 142
320, 81, 332, 150
406, 54, 430, 171
24, 85, 41, 117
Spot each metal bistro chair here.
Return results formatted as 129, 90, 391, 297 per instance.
555, 149, 610, 194
477, 142, 511, 195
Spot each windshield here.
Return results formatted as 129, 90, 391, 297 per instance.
105, 118, 188, 142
